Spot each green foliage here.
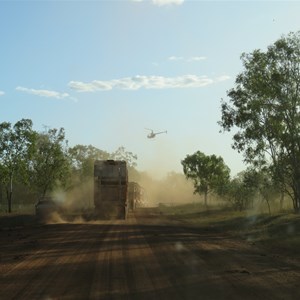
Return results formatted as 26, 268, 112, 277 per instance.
222, 173, 254, 211
181, 151, 230, 206
29, 127, 71, 197
222, 167, 281, 213
0, 119, 35, 212
110, 146, 138, 168
0, 118, 141, 212
68, 145, 139, 182
69, 144, 109, 182
219, 31, 300, 212
110, 146, 139, 182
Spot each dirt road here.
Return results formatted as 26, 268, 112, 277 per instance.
1, 209, 300, 300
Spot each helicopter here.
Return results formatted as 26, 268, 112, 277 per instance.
145, 128, 167, 139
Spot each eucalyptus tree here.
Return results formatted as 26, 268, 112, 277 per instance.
110, 146, 138, 168
219, 31, 300, 212
29, 127, 71, 198
110, 146, 139, 181
69, 144, 139, 185
0, 119, 35, 213
243, 168, 279, 214
181, 151, 230, 207
68, 144, 110, 182
223, 174, 254, 211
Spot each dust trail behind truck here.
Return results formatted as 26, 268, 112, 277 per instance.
94, 160, 128, 219
128, 182, 143, 211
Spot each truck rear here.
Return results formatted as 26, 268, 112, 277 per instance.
94, 160, 128, 219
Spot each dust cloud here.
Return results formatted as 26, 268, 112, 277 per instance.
47, 173, 200, 223
138, 137, 183, 180
136, 171, 199, 207
46, 212, 67, 224
52, 179, 94, 212
47, 179, 95, 224
132, 135, 202, 206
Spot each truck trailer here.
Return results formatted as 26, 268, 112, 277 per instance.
94, 160, 128, 219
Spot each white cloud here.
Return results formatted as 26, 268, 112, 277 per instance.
152, 0, 184, 6
168, 56, 207, 62
16, 86, 76, 101
187, 56, 207, 62
168, 56, 184, 61
0, 91, 5, 96
131, 0, 184, 6
68, 74, 230, 92
215, 75, 231, 82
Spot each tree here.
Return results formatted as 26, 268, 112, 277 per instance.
181, 151, 230, 207
29, 127, 71, 198
0, 119, 35, 213
219, 31, 300, 212
222, 174, 254, 211
243, 168, 280, 214
69, 144, 109, 182
110, 146, 138, 168
110, 146, 139, 181
68, 145, 139, 182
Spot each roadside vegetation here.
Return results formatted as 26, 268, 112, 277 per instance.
181, 31, 300, 215
0, 122, 139, 213
158, 203, 300, 257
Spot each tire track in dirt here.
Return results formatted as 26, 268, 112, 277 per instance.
33, 222, 114, 300
1, 222, 113, 299
122, 215, 179, 300
89, 219, 128, 300
89, 213, 180, 300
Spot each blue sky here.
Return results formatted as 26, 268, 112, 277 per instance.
1, 0, 300, 178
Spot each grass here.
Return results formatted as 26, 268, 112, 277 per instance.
157, 203, 300, 256
0, 204, 36, 228
0, 213, 37, 228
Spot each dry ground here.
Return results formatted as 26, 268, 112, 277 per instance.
1, 208, 300, 300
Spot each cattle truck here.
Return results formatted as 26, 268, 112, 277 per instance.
94, 160, 128, 219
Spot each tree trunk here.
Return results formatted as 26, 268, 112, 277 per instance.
204, 191, 208, 209
296, 196, 300, 213
0, 184, 2, 206
280, 189, 284, 211
293, 178, 300, 213
265, 197, 271, 215
7, 174, 13, 213
8, 191, 12, 213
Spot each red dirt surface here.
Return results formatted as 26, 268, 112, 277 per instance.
1, 209, 300, 299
